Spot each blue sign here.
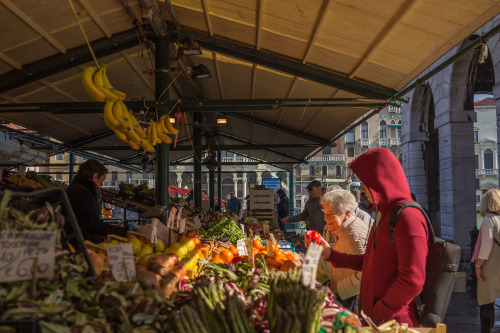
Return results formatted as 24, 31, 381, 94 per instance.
262, 178, 281, 192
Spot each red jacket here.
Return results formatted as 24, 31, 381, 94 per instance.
327, 148, 428, 326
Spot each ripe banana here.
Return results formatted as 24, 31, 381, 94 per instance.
112, 101, 133, 132
102, 65, 127, 100
127, 139, 141, 151
82, 66, 106, 102
93, 66, 119, 101
113, 129, 128, 143
128, 110, 146, 140
103, 101, 120, 130
140, 139, 155, 153
156, 122, 172, 143
158, 116, 171, 134
162, 115, 179, 135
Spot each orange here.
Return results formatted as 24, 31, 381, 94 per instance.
253, 239, 262, 249
279, 260, 298, 272
255, 252, 267, 260
252, 248, 258, 255
127, 234, 137, 239
219, 249, 234, 263
218, 246, 226, 251
193, 238, 201, 247
267, 257, 282, 268
274, 248, 283, 258
229, 246, 238, 255
197, 250, 206, 260
275, 255, 286, 263
211, 254, 224, 263
179, 235, 191, 243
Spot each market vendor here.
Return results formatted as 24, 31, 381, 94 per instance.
66, 159, 127, 243
281, 179, 325, 233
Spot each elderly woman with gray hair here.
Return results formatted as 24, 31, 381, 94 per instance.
320, 189, 369, 310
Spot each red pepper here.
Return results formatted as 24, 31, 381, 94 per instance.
305, 230, 321, 244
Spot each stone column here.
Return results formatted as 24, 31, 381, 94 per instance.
175, 173, 183, 187
256, 171, 262, 185
435, 110, 476, 249
232, 173, 238, 197
242, 174, 248, 199
494, 83, 500, 187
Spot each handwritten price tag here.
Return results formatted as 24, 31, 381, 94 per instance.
107, 243, 136, 282
179, 218, 186, 234
167, 207, 177, 229
245, 238, 255, 269
302, 242, 323, 289
0, 231, 56, 282
236, 238, 248, 256
193, 216, 201, 227
150, 218, 159, 244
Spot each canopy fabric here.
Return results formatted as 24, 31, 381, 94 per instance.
0, 0, 498, 169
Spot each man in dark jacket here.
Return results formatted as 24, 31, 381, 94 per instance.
276, 188, 289, 232
281, 179, 325, 233
66, 159, 127, 243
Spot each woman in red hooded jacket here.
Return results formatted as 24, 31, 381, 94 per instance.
313, 148, 429, 326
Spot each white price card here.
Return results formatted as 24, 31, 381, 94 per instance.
179, 218, 186, 234
107, 243, 136, 282
301, 242, 323, 289
167, 207, 177, 229
236, 238, 248, 256
0, 231, 56, 282
194, 216, 202, 227
150, 218, 159, 244
240, 223, 245, 232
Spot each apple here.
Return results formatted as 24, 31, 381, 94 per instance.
170, 263, 187, 280
186, 230, 199, 238
166, 253, 179, 265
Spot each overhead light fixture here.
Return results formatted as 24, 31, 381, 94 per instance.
216, 115, 227, 125
181, 37, 202, 56
191, 64, 211, 79
169, 116, 176, 124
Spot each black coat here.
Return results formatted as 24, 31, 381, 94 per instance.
277, 194, 290, 220
66, 175, 126, 243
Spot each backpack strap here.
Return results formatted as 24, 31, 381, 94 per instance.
389, 201, 436, 244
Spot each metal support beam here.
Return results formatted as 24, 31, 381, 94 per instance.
193, 112, 202, 208
173, 161, 297, 166
289, 170, 294, 215
217, 150, 222, 211
179, 27, 398, 100
0, 29, 145, 94
222, 112, 329, 145
155, 36, 171, 217
60, 143, 324, 151
69, 153, 75, 182
227, 150, 290, 171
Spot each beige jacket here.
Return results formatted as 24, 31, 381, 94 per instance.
321, 215, 369, 300
477, 213, 500, 305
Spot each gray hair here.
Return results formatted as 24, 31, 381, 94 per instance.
321, 189, 357, 214
326, 185, 342, 193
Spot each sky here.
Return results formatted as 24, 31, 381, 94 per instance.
474, 93, 493, 101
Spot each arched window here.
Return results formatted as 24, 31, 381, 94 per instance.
361, 121, 368, 139
380, 120, 387, 138
335, 165, 342, 177
484, 149, 494, 169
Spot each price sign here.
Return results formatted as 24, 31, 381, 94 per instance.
107, 243, 136, 282
0, 231, 56, 282
167, 207, 177, 229
266, 242, 274, 258
176, 207, 184, 228
262, 224, 269, 235
179, 218, 186, 234
240, 223, 245, 233
269, 234, 277, 245
302, 242, 323, 289
194, 216, 201, 227
236, 238, 248, 256
245, 238, 255, 269
150, 218, 159, 244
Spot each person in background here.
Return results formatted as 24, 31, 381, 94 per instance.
308, 148, 429, 326
320, 189, 368, 310
226, 191, 242, 217
326, 185, 373, 226
281, 179, 325, 233
276, 188, 290, 232
66, 159, 127, 243
186, 189, 194, 204
474, 189, 500, 333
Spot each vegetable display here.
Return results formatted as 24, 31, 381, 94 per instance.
201, 216, 246, 244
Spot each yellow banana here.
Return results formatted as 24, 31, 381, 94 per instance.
81, 66, 106, 102
127, 139, 141, 150
128, 110, 146, 139
101, 65, 127, 100
93, 66, 119, 101
156, 122, 172, 143
112, 101, 132, 131
163, 115, 179, 135
158, 115, 171, 134
103, 101, 120, 130
113, 129, 128, 143
149, 122, 157, 146
140, 139, 155, 153
125, 126, 142, 145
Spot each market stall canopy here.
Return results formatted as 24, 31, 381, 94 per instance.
0, 0, 499, 169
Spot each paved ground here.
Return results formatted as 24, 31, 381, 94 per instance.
443, 284, 500, 332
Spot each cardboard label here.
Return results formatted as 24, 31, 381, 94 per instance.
269, 234, 277, 245
179, 218, 186, 234
176, 207, 184, 227
167, 207, 177, 229
240, 223, 245, 232
236, 238, 248, 256
194, 216, 201, 227
107, 243, 136, 282
245, 238, 255, 269
301, 242, 323, 289
150, 218, 159, 244
0, 231, 56, 282
263, 224, 269, 235
266, 242, 274, 258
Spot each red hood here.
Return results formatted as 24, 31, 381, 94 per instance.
349, 148, 412, 213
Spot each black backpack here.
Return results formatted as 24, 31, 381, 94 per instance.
389, 201, 461, 327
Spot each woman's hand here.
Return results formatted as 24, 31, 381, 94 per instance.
304, 232, 332, 258
476, 265, 486, 282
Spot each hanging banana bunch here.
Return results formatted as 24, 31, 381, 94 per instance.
82, 64, 179, 153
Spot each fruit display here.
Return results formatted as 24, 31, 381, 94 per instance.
82, 64, 179, 153
201, 216, 246, 244
4, 173, 43, 189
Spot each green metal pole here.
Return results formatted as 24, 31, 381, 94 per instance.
155, 36, 170, 221
289, 170, 294, 216
209, 169, 215, 211
69, 153, 75, 182
218, 151, 222, 211
193, 112, 202, 208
